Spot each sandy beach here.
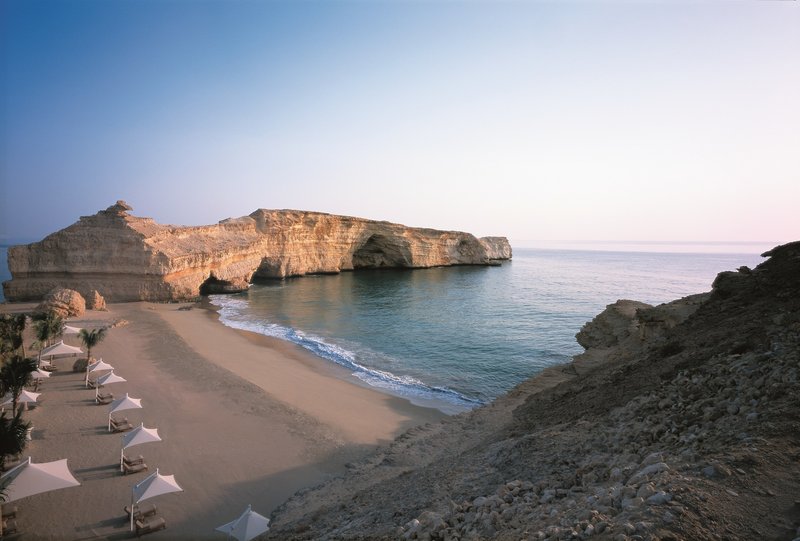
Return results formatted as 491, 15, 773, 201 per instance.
1, 302, 444, 540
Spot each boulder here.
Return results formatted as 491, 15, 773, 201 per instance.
36, 287, 86, 318
85, 289, 107, 311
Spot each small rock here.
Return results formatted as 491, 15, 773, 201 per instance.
646, 491, 673, 505
472, 496, 488, 508
636, 483, 656, 499
746, 412, 759, 422
622, 497, 644, 509
641, 452, 664, 466
627, 462, 669, 484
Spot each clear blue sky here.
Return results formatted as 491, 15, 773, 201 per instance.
1, 1, 798, 247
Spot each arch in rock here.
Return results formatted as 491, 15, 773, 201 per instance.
199, 274, 245, 295
351, 234, 412, 269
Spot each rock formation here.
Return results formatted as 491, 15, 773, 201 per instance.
3, 201, 512, 302
264, 241, 800, 541
35, 287, 86, 318
85, 290, 107, 311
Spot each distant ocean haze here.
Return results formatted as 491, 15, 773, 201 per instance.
210, 245, 767, 413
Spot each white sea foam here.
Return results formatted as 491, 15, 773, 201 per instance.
210, 295, 482, 410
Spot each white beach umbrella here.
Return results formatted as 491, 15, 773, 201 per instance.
86, 358, 114, 387
32, 368, 51, 380
95, 371, 126, 399
1, 390, 41, 410
0, 457, 80, 501
108, 394, 143, 431
0, 457, 80, 535
130, 468, 182, 531
40, 340, 83, 358
62, 325, 82, 335
215, 505, 271, 541
121, 423, 161, 471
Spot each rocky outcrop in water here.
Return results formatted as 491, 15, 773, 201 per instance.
265, 241, 800, 541
3, 202, 512, 302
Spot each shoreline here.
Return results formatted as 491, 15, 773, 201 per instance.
0, 301, 445, 539
201, 297, 474, 416
155, 300, 446, 444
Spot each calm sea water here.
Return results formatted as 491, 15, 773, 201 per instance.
209, 244, 768, 413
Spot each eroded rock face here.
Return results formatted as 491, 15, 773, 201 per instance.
480, 236, 513, 260
3, 202, 512, 302
36, 287, 86, 318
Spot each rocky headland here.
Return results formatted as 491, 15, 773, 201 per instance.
2, 201, 511, 302
265, 241, 800, 541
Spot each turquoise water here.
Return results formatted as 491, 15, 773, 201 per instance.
210, 246, 767, 413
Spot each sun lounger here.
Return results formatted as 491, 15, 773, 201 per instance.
123, 454, 145, 466
135, 516, 166, 536
40, 358, 57, 370
1, 505, 17, 519
124, 502, 157, 520
123, 461, 148, 475
96, 393, 114, 405
110, 417, 133, 432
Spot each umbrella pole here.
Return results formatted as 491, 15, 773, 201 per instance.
108, 413, 112, 432
130, 488, 135, 532
85, 363, 89, 387
121, 448, 125, 472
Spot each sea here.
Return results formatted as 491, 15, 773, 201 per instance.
0, 241, 771, 414
206, 241, 771, 414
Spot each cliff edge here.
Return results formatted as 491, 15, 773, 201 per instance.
2, 201, 511, 302
265, 241, 800, 541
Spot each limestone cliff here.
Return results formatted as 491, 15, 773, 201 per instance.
3, 201, 512, 302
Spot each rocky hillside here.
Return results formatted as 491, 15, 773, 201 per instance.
3, 201, 511, 302
265, 241, 800, 541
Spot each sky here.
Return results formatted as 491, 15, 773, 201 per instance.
1, 1, 798, 248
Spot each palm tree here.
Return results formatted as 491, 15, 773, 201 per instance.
32, 312, 63, 364
0, 410, 30, 473
0, 355, 37, 413
0, 314, 26, 360
78, 328, 107, 363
